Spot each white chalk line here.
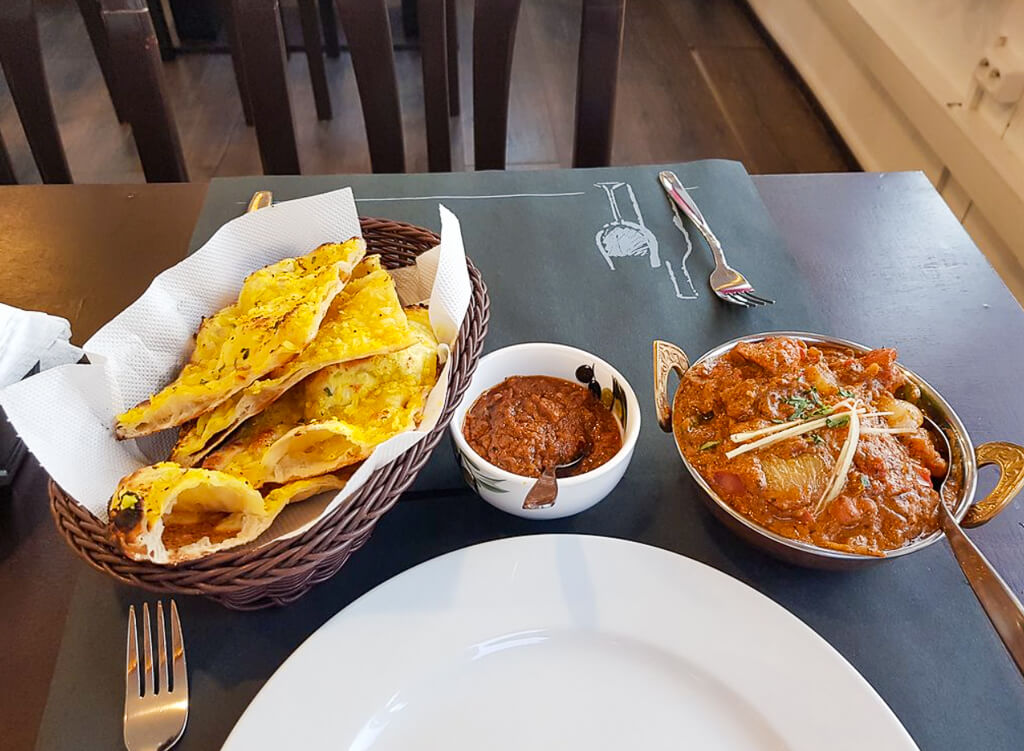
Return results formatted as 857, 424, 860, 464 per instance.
355, 191, 587, 202
234, 186, 697, 206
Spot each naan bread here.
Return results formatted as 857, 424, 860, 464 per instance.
203, 306, 439, 487
170, 257, 414, 466
115, 240, 366, 439
108, 462, 272, 564
262, 468, 356, 515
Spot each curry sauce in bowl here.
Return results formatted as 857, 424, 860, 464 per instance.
451, 343, 640, 519
462, 375, 623, 478
654, 333, 1024, 567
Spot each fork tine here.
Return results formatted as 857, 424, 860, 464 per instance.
142, 603, 154, 697
718, 290, 751, 307
170, 600, 188, 696
742, 291, 775, 306
156, 602, 169, 696
733, 292, 767, 307
126, 605, 139, 698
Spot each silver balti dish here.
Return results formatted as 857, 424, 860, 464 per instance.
653, 332, 1024, 569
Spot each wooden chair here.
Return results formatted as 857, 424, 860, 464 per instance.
224, 0, 333, 128
473, 0, 625, 170
235, 0, 623, 173
100, 0, 188, 182
0, 0, 72, 183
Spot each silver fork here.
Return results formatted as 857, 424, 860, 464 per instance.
125, 601, 188, 751
658, 170, 774, 307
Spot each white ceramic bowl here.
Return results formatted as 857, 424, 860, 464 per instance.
450, 343, 640, 519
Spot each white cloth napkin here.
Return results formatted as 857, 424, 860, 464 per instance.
0, 303, 83, 388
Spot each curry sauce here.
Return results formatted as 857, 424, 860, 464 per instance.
675, 337, 948, 555
463, 375, 622, 478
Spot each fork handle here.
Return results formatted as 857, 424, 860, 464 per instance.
659, 170, 727, 266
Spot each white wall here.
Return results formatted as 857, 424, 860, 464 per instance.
747, 0, 1024, 303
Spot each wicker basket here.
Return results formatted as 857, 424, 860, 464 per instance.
49, 217, 490, 610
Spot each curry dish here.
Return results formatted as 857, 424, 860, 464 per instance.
674, 337, 948, 556
463, 375, 622, 477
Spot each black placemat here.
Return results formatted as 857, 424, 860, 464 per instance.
36, 162, 1024, 750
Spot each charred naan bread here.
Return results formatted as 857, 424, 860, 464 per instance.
170, 257, 414, 467
109, 462, 273, 564
115, 240, 366, 440
202, 307, 439, 487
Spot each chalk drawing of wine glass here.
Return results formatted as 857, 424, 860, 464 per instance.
594, 182, 661, 270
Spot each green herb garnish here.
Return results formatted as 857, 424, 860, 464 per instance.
324, 386, 333, 397
809, 432, 824, 445
860, 475, 871, 489
784, 394, 814, 420
839, 388, 855, 399
825, 414, 850, 429
699, 440, 721, 451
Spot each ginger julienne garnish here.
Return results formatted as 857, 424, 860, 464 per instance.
724, 398, 914, 518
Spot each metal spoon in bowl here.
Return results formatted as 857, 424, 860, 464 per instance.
924, 416, 1024, 677
522, 446, 590, 510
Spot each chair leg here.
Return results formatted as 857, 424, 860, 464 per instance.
319, 0, 340, 58
445, 0, 459, 116
418, 0, 450, 171
335, 0, 406, 173
234, 0, 301, 174
0, 129, 15, 184
572, 0, 625, 168
220, 0, 254, 126
279, 1, 291, 59
0, 0, 72, 183
402, 0, 418, 38
75, 0, 130, 123
146, 0, 178, 60
472, 0, 523, 171
101, 0, 188, 182
297, 0, 332, 120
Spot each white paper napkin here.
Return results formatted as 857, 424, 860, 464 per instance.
0, 188, 472, 546
0, 303, 83, 388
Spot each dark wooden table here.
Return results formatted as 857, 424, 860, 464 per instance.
3, 170, 1023, 751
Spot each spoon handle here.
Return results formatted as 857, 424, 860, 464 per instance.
940, 503, 1024, 677
523, 466, 558, 510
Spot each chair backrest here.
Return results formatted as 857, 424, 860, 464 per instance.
100, 0, 189, 182
0, 0, 72, 183
236, 0, 625, 174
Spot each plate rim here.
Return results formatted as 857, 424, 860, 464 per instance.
223, 533, 919, 751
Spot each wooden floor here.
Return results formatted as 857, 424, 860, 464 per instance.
0, 0, 855, 183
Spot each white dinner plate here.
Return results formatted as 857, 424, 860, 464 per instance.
223, 535, 917, 750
